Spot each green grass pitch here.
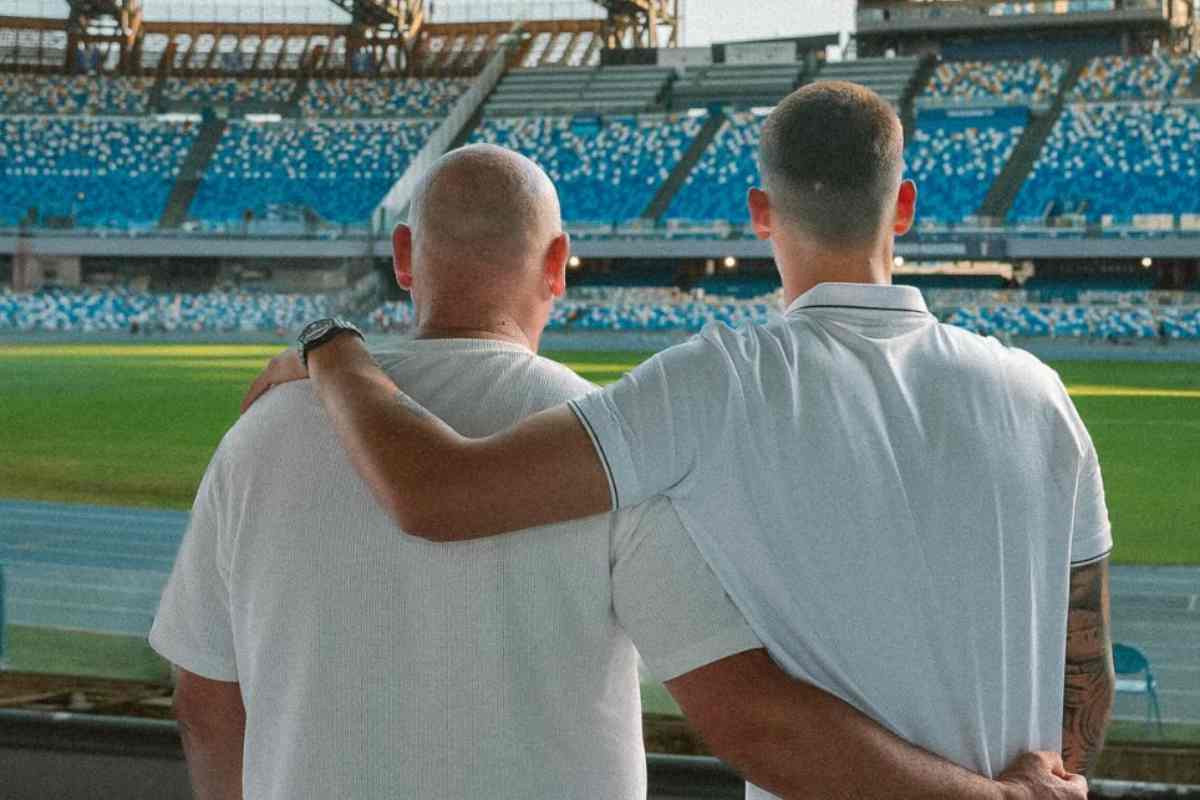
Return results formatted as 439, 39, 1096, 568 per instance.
1, 343, 1196, 564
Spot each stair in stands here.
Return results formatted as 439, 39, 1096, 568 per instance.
643, 110, 727, 222
900, 55, 937, 145
286, 76, 311, 118
976, 55, 1088, 223
159, 116, 227, 229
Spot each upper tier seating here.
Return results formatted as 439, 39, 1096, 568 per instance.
188, 119, 436, 227
300, 78, 469, 118
1072, 54, 1200, 101
815, 56, 923, 108
670, 62, 804, 109
485, 67, 673, 116
920, 58, 1066, 105
665, 111, 761, 225
907, 108, 1027, 225
0, 286, 332, 333
0, 75, 151, 115
162, 77, 295, 107
1010, 102, 1200, 224
0, 117, 196, 229
471, 113, 705, 224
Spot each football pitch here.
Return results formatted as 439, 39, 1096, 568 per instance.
2, 342, 1198, 565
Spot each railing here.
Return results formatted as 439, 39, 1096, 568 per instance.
858, 0, 1164, 26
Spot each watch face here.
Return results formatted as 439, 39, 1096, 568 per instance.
301, 319, 335, 344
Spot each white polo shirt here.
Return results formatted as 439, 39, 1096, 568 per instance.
570, 282, 1112, 788
150, 338, 760, 800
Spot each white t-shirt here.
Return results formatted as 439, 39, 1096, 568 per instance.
570, 282, 1113, 790
150, 337, 760, 800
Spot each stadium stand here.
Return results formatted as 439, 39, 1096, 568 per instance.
0, 117, 197, 229
665, 111, 761, 226
162, 77, 295, 108
0, 286, 331, 333
0, 75, 152, 116
188, 119, 436, 227
919, 58, 1066, 106
670, 62, 804, 109
813, 56, 923, 108
300, 78, 469, 118
1010, 102, 1200, 224
943, 304, 1200, 339
1072, 53, 1200, 101
483, 66, 673, 116
471, 112, 706, 224
907, 107, 1028, 225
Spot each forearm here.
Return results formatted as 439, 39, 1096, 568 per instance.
1063, 560, 1115, 774
714, 687, 1008, 800
307, 335, 611, 539
178, 717, 245, 800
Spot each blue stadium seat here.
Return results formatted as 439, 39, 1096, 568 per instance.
189, 119, 436, 226
0, 117, 197, 228
0, 75, 152, 115
907, 108, 1027, 225
1011, 102, 1200, 224
921, 58, 1066, 105
666, 111, 762, 226
1113, 643, 1164, 735
301, 78, 469, 118
162, 77, 295, 106
471, 113, 706, 224
1073, 54, 1200, 101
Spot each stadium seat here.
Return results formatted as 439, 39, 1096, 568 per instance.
920, 58, 1066, 105
0, 117, 198, 229
907, 108, 1027, 225
162, 77, 295, 107
0, 75, 151, 116
301, 78, 469, 118
471, 113, 707, 224
1113, 643, 1164, 735
189, 119, 436, 227
1011, 102, 1200, 224
1073, 54, 1200, 101
666, 111, 762, 227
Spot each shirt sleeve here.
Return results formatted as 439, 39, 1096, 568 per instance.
149, 446, 238, 682
612, 496, 762, 682
1070, 436, 1113, 566
568, 334, 721, 511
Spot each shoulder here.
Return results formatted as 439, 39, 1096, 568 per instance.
215, 380, 322, 467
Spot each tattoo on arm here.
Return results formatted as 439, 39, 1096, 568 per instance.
1062, 558, 1114, 775
394, 389, 433, 421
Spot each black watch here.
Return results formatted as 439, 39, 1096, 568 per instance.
298, 317, 365, 369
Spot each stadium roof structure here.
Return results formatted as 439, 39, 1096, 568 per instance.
0, 0, 675, 75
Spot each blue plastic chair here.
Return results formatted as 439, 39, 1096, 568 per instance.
1112, 643, 1163, 735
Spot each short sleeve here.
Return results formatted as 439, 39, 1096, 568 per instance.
569, 335, 719, 511
149, 450, 239, 681
1071, 437, 1113, 567
612, 497, 762, 681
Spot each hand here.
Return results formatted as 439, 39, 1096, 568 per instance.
241, 349, 307, 414
997, 752, 1088, 800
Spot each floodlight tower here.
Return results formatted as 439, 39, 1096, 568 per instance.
596, 0, 680, 49
325, 0, 426, 73
65, 0, 144, 73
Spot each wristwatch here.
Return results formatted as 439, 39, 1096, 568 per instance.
298, 317, 365, 369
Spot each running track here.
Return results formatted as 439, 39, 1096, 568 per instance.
1, 499, 1196, 726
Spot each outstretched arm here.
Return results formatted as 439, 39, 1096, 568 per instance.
306, 335, 611, 540
666, 650, 1087, 800
1062, 557, 1115, 774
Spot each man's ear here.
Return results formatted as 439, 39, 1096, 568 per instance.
392, 224, 414, 292
545, 232, 569, 298
748, 188, 772, 240
893, 180, 917, 237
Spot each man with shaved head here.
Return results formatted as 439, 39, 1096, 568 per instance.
251, 82, 1110, 798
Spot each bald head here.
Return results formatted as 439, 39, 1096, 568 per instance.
758, 81, 904, 248
408, 144, 562, 271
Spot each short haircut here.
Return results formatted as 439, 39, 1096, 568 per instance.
758, 80, 904, 247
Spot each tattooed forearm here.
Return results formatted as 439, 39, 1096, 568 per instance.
394, 389, 434, 421
1062, 558, 1114, 775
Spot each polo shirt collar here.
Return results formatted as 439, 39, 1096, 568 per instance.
786, 282, 930, 317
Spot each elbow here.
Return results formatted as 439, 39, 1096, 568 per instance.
377, 487, 458, 542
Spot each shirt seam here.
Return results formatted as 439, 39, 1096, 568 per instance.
568, 399, 620, 510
